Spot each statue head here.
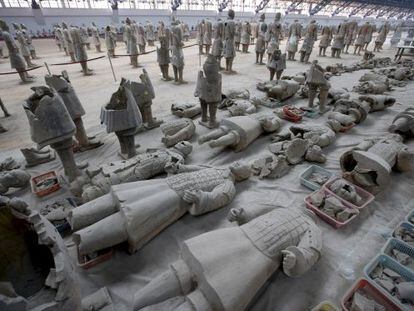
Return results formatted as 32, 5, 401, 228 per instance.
62, 22, 68, 29
173, 141, 193, 156
228, 9, 235, 20
275, 12, 281, 21
12, 23, 20, 30
0, 19, 9, 31
92, 22, 96, 27
229, 161, 251, 181
126, 18, 131, 25
260, 13, 265, 22
20, 23, 27, 30
203, 54, 220, 82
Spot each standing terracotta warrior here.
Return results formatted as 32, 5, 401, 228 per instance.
79, 25, 90, 50
267, 48, 286, 81
157, 28, 172, 81
183, 23, 190, 41
299, 20, 317, 63
45, 71, 102, 152
363, 22, 374, 50
90, 22, 101, 52
133, 206, 322, 311
0, 20, 33, 83
306, 60, 330, 113
344, 20, 357, 54
13, 23, 36, 68
255, 13, 267, 65
266, 13, 283, 61
250, 19, 258, 44
234, 20, 242, 51
240, 21, 251, 53
70, 161, 252, 256
354, 23, 367, 55
137, 22, 146, 53
70, 26, 93, 75
374, 22, 390, 52
62, 22, 76, 62
121, 21, 127, 47
126, 18, 139, 68
105, 25, 116, 57
54, 25, 65, 52
20, 24, 37, 59
319, 25, 331, 56
196, 20, 205, 55
223, 10, 237, 73
145, 20, 155, 46
157, 20, 166, 39
331, 21, 346, 58
170, 20, 186, 84
203, 18, 213, 55
286, 19, 302, 60
212, 19, 224, 69
195, 55, 222, 129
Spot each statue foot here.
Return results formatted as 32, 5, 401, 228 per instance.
199, 120, 219, 129
144, 119, 163, 129
73, 140, 104, 153
4, 113, 11, 118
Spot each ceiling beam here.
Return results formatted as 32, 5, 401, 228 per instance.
309, 0, 331, 15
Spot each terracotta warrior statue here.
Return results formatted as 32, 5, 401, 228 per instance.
363, 22, 374, 50
137, 22, 146, 54
170, 20, 185, 84
195, 55, 222, 128
212, 19, 224, 69
90, 22, 101, 52
121, 69, 163, 129
79, 25, 90, 50
319, 25, 332, 56
62, 22, 76, 62
100, 82, 143, 159
267, 48, 286, 81
45, 70, 103, 152
69, 161, 252, 256
157, 27, 172, 81
54, 25, 65, 53
223, 10, 237, 73
240, 21, 251, 53
23, 86, 82, 182
340, 134, 413, 193
286, 19, 302, 60
20, 23, 37, 59
126, 18, 139, 68
344, 20, 358, 54
196, 20, 205, 55
374, 22, 390, 52
13, 23, 36, 68
161, 118, 196, 147
74, 141, 193, 202
266, 13, 283, 62
331, 21, 346, 58
145, 20, 156, 46
70, 25, 93, 75
0, 19, 33, 83
203, 18, 213, 55
299, 20, 317, 63
234, 20, 242, 51
255, 13, 267, 65
105, 25, 116, 57
355, 22, 369, 55
306, 60, 330, 113
133, 206, 322, 311
198, 113, 282, 152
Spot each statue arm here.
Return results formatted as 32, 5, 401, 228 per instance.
175, 164, 210, 173
188, 180, 236, 215
283, 224, 322, 277
194, 71, 203, 97
228, 204, 279, 225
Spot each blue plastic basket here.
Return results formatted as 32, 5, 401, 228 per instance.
406, 209, 414, 225
363, 254, 414, 309
382, 238, 414, 274
392, 222, 414, 244
299, 165, 334, 191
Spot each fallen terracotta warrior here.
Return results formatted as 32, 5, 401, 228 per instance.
389, 108, 414, 138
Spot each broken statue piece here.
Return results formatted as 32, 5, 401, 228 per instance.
198, 113, 282, 152
350, 291, 386, 311
133, 207, 322, 311
101, 83, 143, 159
328, 179, 362, 205
69, 161, 251, 256
250, 154, 291, 179
0, 169, 30, 195
257, 79, 300, 101
306, 60, 330, 113
171, 103, 201, 119
20, 147, 55, 168
23, 86, 81, 182
161, 118, 195, 147
75, 141, 193, 202
340, 134, 414, 193
389, 108, 414, 138
45, 70, 103, 152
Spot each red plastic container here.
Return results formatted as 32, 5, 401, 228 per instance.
341, 278, 402, 311
339, 123, 355, 133
77, 246, 113, 269
31, 171, 61, 197
323, 177, 375, 210
304, 188, 359, 229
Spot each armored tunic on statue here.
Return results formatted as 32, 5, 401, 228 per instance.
332, 23, 346, 49
300, 23, 317, 54
170, 24, 184, 68
203, 20, 213, 45
223, 20, 236, 58
2, 31, 26, 69
319, 26, 331, 48
255, 21, 267, 53
63, 28, 75, 54
70, 27, 88, 61
196, 74, 222, 103
286, 22, 301, 53
16, 30, 30, 57
212, 21, 224, 57
266, 21, 282, 54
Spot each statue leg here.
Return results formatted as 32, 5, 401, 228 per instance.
300, 51, 305, 62
337, 49, 341, 58
199, 44, 203, 55
308, 84, 318, 108
319, 47, 322, 56
51, 138, 82, 182
74, 117, 90, 147
70, 52, 76, 62
200, 99, 208, 123
276, 69, 283, 81
209, 131, 238, 148
134, 260, 194, 311
331, 48, 335, 58
30, 50, 37, 59
319, 86, 329, 113
81, 62, 93, 76
198, 127, 227, 144
269, 68, 275, 81
24, 56, 34, 67
208, 103, 219, 128
205, 45, 210, 55
173, 66, 178, 82
255, 52, 259, 64
259, 53, 264, 64
178, 68, 184, 83
57, 43, 62, 51
0, 97, 11, 117
225, 58, 230, 71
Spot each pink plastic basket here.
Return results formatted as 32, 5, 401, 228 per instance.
304, 188, 359, 229
323, 177, 375, 210
341, 278, 402, 311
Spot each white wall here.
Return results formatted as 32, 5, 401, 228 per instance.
0, 7, 390, 33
